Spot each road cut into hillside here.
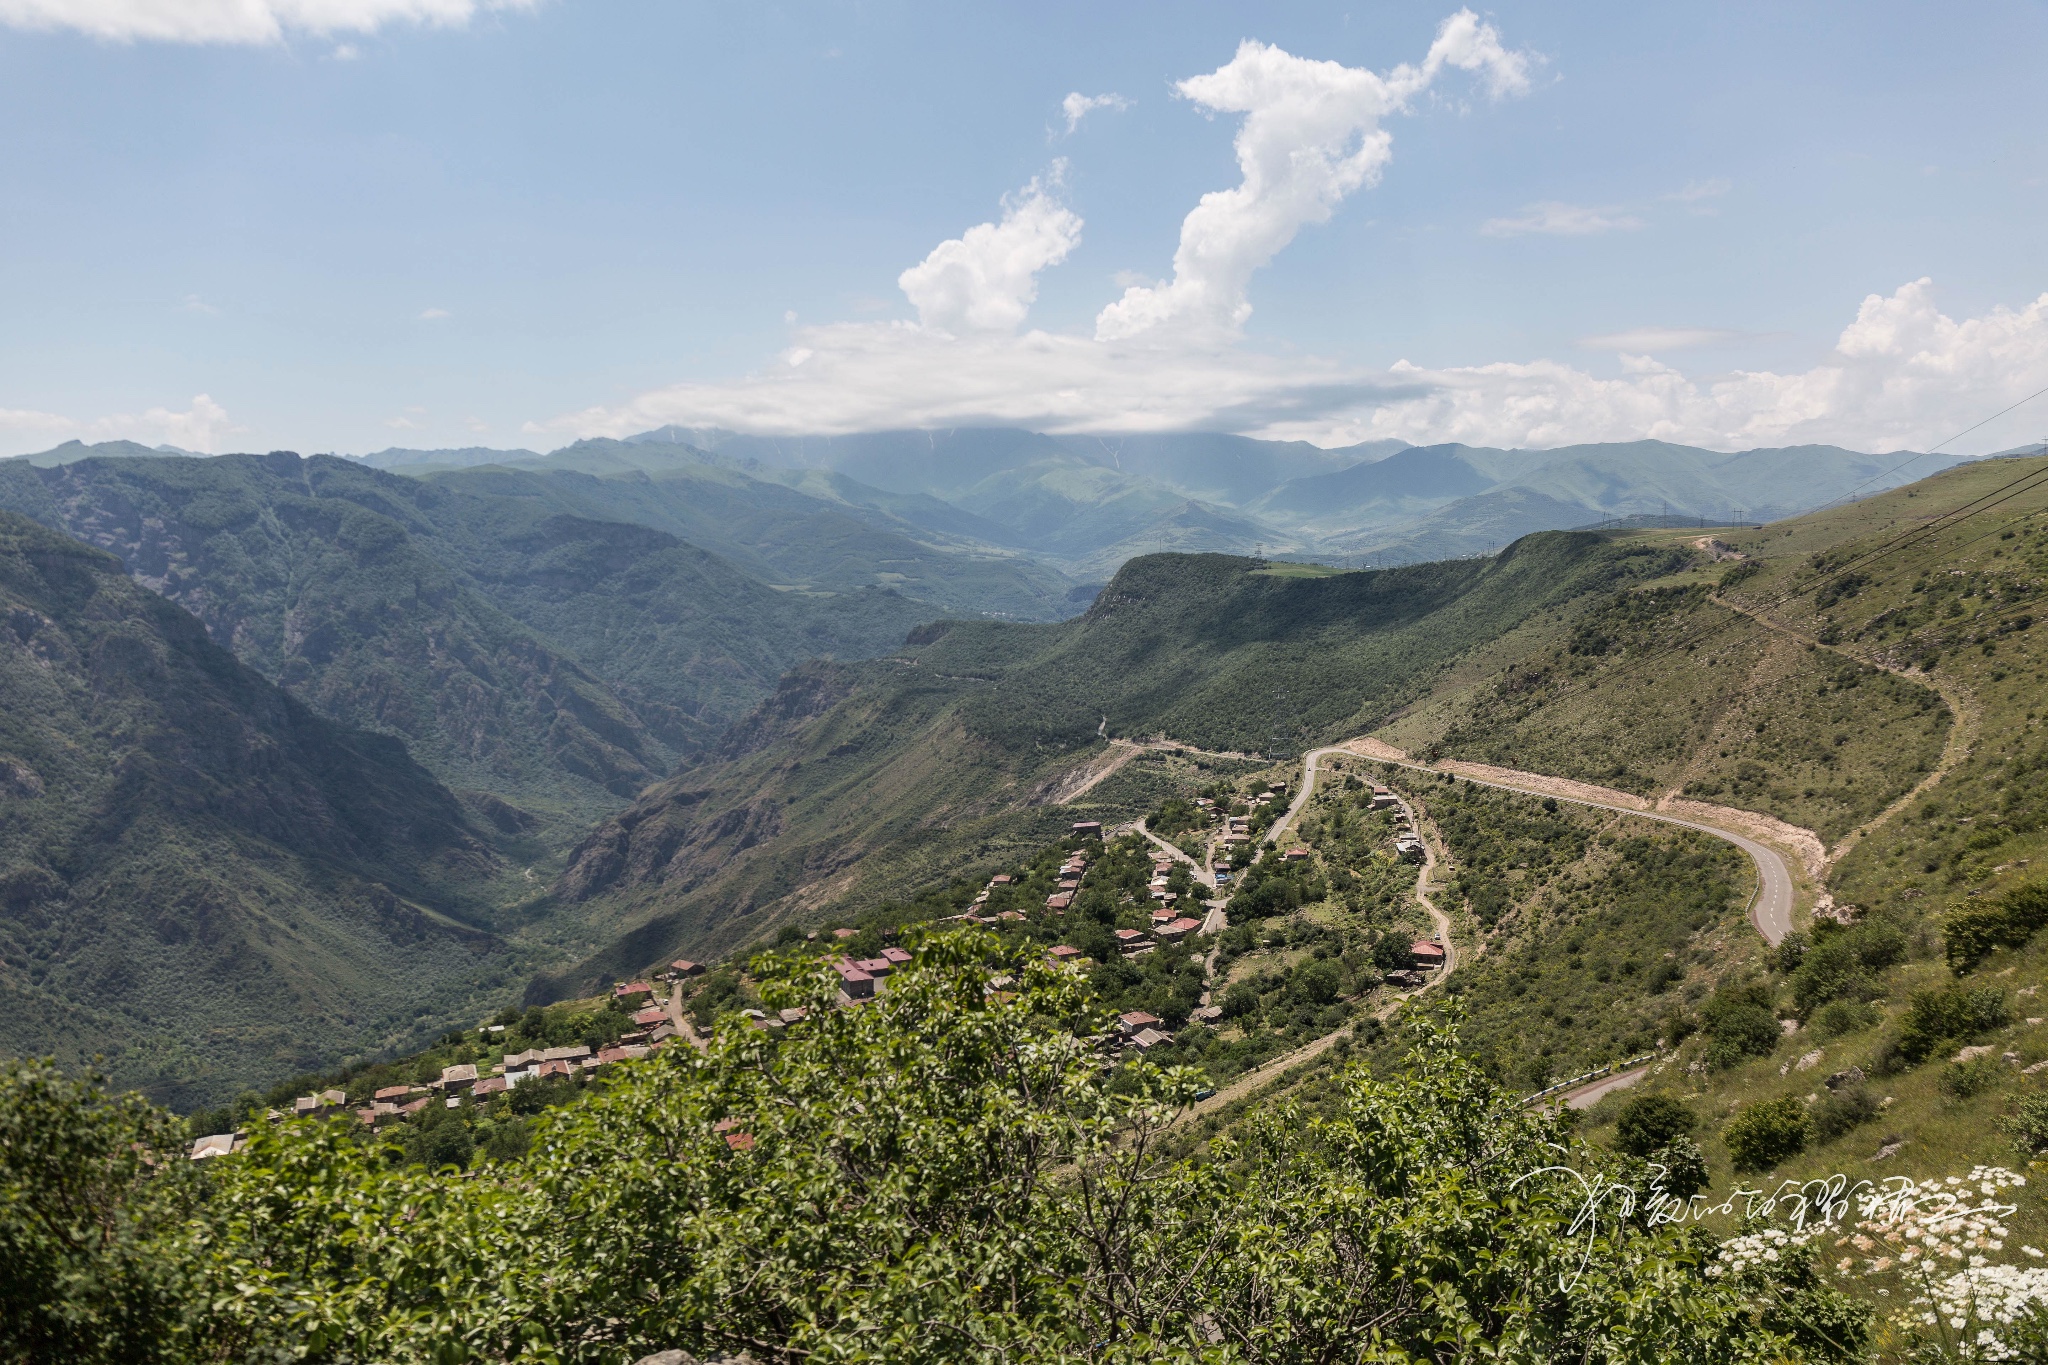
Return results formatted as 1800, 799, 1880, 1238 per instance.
1330, 739, 1812, 1111
1321, 742, 1797, 948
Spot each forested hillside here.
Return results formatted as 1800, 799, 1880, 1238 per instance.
0, 512, 523, 1107
0, 451, 943, 831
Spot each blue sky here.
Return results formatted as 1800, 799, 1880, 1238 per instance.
3, 0, 2046, 456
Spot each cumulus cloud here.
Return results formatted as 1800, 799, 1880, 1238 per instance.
0, 0, 537, 45
1480, 200, 1643, 237
553, 279, 2048, 457
1061, 91, 1130, 133
1271, 280, 2048, 453
417, 306, 450, 320
1095, 12, 1530, 342
896, 168, 1082, 334
0, 393, 238, 454
536, 22, 2047, 459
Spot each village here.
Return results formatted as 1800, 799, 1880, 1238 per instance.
195, 769, 1450, 1161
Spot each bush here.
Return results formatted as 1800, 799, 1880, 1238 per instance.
1941, 1055, 2007, 1100
1702, 983, 1782, 1069
1614, 1094, 1697, 1159
0, 940, 1824, 1363
1219, 980, 1262, 1020
1649, 1135, 1711, 1203
1944, 880, 2048, 973
1811, 1087, 1878, 1144
1790, 921, 1904, 1021
1808, 999, 1881, 1040
1896, 984, 2011, 1064
1290, 959, 1341, 1006
1724, 1095, 1811, 1173
2002, 1092, 2048, 1157
0, 1061, 197, 1363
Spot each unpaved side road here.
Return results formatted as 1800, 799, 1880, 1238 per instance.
1185, 756, 1458, 1121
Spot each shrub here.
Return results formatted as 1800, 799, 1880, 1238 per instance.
1702, 983, 1782, 1069
1790, 920, 1904, 1020
1896, 984, 2011, 1064
1944, 880, 2048, 973
1808, 999, 1881, 1039
1724, 1094, 1811, 1173
1290, 959, 1341, 1006
1650, 1135, 1711, 1203
1941, 1055, 2007, 1100
1811, 1087, 1879, 1144
2002, 1092, 2048, 1157
1644, 959, 1685, 994
0, 943, 1823, 1363
1614, 1094, 1697, 1159
1790, 938, 1873, 1020
0, 1061, 197, 1363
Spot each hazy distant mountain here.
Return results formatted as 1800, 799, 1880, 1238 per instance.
351, 445, 541, 469
32, 427, 1949, 584
0, 452, 944, 829
648, 426, 1942, 573
424, 439, 1078, 620
4, 439, 196, 467
1252, 445, 1499, 529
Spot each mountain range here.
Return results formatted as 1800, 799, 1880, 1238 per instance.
0, 425, 1989, 1101
351, 426, 1953, 572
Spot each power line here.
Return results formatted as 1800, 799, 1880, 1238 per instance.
1800, 383, 2048, 519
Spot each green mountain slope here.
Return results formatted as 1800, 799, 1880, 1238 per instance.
0, 451, 943, 830
0, 453, 672, 827
1366, 454, 2048, 1192
0, 511, 516, 1107
533, 533, 1696, 992
422, 442, 1077, 620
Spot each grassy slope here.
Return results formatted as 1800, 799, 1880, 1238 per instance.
534, 534, 1695, 994
1351, 455, 2048, 1213
1372, 766, 1762, 1089
1571, 455, 2048, 1193
0, 512, 530, 1108
1380, 550, 1950, 845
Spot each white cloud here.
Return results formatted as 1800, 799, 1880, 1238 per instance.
896, 167, 1082, 334
1668, 177, 1731, 203
1480, 200, 1643, 237
1578, 326, 1743, 352
1061, 91, 1130, 134
0, 393, 238, 455
1274, 280, 2048, 453
0, 0, 537, 44
417, 306, 450, 320
1096, 12, 1531, 342
550, 279, 2048, 458
531, 25, 2048, 459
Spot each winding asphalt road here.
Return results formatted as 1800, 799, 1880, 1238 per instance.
1267, 742, 1800, 1111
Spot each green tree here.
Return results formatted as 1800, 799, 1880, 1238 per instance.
0, 1060, 197, 1364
